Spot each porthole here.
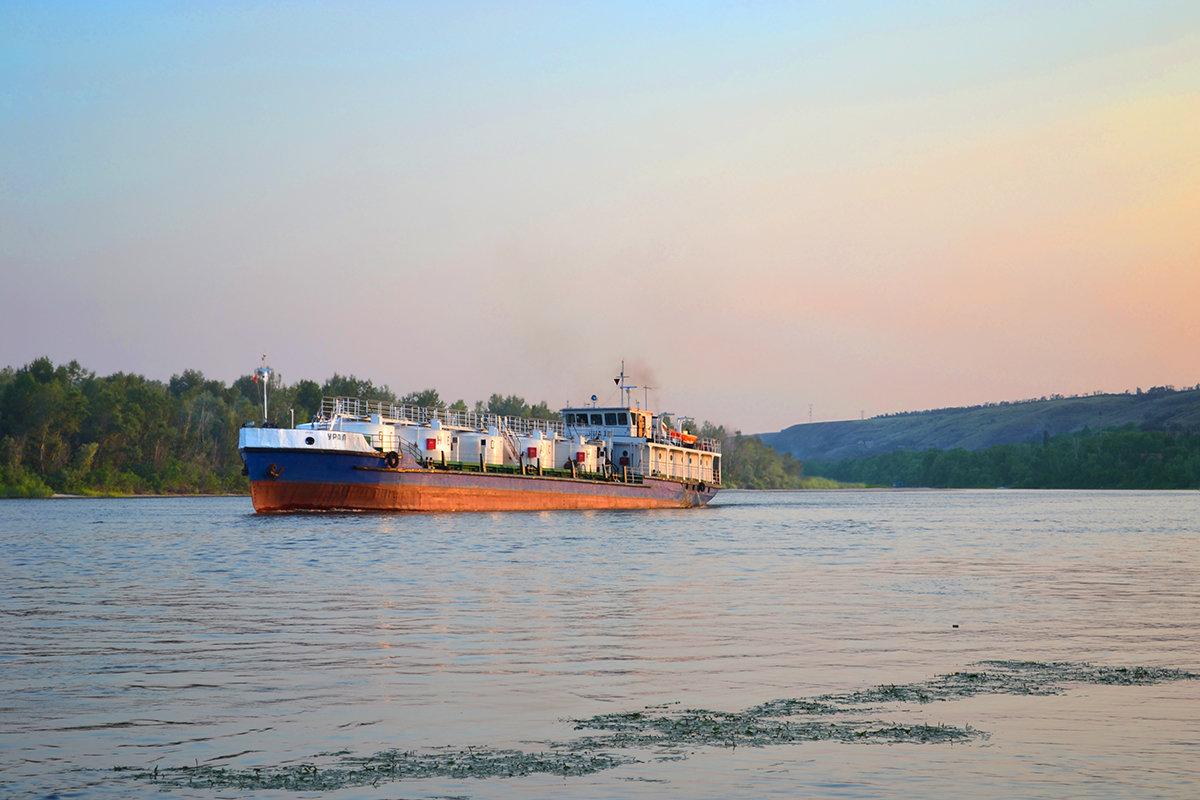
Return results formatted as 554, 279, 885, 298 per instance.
305, 436, 315, 446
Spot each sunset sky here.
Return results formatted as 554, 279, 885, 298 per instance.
4, 2, 1198, 432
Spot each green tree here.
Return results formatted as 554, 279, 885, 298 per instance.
529, 400, 558, 420
321, 373, 396, 403
0, 357, 90, 475
401, 389, 443, 408
804, 426, 1200, 489
292, 379, 322, 422
487, 394, 530, 417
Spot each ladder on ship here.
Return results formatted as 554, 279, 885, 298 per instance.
500, 427, 522, 466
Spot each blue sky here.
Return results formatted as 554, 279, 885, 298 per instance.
3, 2, 1198, 431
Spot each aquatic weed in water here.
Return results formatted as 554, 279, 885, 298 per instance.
116, 660, 1195, 791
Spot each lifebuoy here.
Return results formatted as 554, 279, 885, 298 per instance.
266, 463, 282, 479
384, 451, 400, 468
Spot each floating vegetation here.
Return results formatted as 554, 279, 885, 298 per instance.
116, 660, 1195, 791
817, 660, 1198, 707
116, 748, 627, 791
572, 709, 978, 749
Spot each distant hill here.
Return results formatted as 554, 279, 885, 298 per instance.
759, 386, 1200, 462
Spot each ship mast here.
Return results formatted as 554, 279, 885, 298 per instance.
615, 360, 638, 409
255, 353, 272, 423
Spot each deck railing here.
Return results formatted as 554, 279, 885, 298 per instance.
313, 397, 721, 456
314, 397, 567, 437
648, 432, 722, 453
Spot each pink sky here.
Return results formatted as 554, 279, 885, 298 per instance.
3, 3, 1198, 432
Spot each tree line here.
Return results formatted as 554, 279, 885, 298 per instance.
872, 383, 1198, 420
804, 427, 1200, 489
694, 423, 843, 489
0, 358, 569, 497
1, 357, 820, 496
11, 357, 1188, 496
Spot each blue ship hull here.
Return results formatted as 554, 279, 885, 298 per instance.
241, 447, 717, 512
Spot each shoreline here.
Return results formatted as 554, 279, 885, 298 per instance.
46, 492, 249, 499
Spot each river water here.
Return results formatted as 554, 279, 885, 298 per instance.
1, 490, 1198, 799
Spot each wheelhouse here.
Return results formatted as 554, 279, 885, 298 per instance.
561, 404, 720, 485
562, 407, 653, 439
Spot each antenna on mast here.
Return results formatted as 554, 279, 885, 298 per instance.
614, 359, 637, 409
641, 385, 655, 410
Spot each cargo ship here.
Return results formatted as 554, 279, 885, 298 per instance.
238, 363, 720, 512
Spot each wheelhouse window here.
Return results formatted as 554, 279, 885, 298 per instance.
590, 413, 603, 425
617, 412, 629, 425
604, 412, 617, 425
